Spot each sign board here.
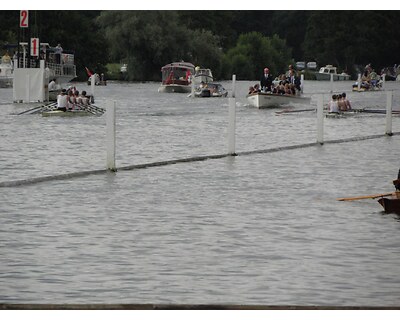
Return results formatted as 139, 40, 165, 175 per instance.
20, 10, 29, 28
30, 38, 39, 57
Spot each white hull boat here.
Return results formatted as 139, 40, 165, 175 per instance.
315, 65, 350, 81
247, 92, 311, 109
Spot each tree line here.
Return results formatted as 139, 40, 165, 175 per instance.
1, 10, 399, 81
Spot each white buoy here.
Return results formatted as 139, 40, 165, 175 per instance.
382, 73, 386, 91
357, 74, 361, 91
106, 100, 116, 171
386, 90, 393, 136
228, 97, 236, 155
317, 94, 324, 144
330, 73, 334, 93
232, 74, 236, 98
191, 77, 195, 99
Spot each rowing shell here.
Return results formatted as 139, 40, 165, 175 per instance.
42, 110, 92, 117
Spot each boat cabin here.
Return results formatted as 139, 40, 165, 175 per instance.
161, 62, 194, 86
319, 65, 338, 74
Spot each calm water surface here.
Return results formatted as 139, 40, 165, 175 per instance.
0, 80, 400, 305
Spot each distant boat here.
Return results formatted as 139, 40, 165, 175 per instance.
315, 65, 350, 81
247, 92, 311, 109
192, 82, 228, 98
158, 62, 195, 93
193, 67, 213, 84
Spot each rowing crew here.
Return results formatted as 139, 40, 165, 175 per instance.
327, 93, 352, 113
57, 88, 91, 111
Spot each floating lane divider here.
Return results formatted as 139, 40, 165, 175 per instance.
1, 132, 399, 188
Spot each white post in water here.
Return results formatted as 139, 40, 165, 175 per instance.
106, 100, 117, 171
382, 74, 386, 91
25, 74, 30, 103
232, 74, 236, 98
91, 74, 95, 96
317, 94, 324, 144
386, 90, 393, 136
357, 74, 361, 91
330, 73, 334, 93
300, 74, 304, 94
191, 77, 195, 99
228, 97, 236, 155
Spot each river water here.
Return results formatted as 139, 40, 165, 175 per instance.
0, 79, 400, 306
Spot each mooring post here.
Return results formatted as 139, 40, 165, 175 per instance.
300, 74, 304, 94
357, 74, 361, 91
106, 100, 117, 171
330, 73, 334, 93
91, 74, 95, 96
228, 97, 236, 155
232, 74, 236, 98
386, 90, 393, 136
317, 94, 324, 144
191, 76, 195, 98
382, 73, 386, 91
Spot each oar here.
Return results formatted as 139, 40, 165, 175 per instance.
275, 108, 315, 115
17, 105, 43, 115
17, 102, 57, 115
337, 192, 396, 201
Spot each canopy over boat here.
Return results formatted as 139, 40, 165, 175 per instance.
158, 62, 195, 93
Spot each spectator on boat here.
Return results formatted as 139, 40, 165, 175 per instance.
248, 83, 260, 94
54, 43, 63, 64
288, 69, 301, 93
57, 89, 68, 112
361, 70, 371, 89
369, 69, 380, 87
48, 79, 57, 91
260, 67, 273, 92
394, 169, 400, 191
328, 94, 339, 113
1, 51, 11, 64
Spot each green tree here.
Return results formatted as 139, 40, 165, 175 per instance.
222, 32, 292, 80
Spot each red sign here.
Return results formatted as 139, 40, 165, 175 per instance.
30, 38, 39, 57
20, 10, 29, 28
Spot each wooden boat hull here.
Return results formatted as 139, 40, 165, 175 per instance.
378, 197, 400, 214
247, 92, 311, 109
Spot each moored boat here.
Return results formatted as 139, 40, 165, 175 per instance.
378, 195, 400, 214
158, 62, 195, 93
315, 65, 350, 81
247, 92, 311, 109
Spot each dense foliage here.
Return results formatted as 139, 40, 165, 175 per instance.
1, 10, 399, 81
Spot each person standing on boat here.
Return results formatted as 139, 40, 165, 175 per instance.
54, 44, 63, 64
260, 67, 273, 92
